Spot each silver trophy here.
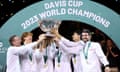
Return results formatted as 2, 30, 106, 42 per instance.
39, 19, 61, 38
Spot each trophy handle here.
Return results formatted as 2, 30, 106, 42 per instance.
54, 20, 61, 29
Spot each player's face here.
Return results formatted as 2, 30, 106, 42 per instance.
72, 33, 80, 42
24, 35, 32, 44
12, 36, 21, 46
81, 32, 91, 42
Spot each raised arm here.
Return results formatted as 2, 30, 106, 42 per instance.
61, 37, 83, 47
12, 42, 37, 55
51, 28, 83, 47
58, 41, 82, 55
13, 34, 46, 55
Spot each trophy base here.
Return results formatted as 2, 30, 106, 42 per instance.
45, 33, 55, 39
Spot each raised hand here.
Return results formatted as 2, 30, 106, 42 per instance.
51, 28, 61, 39
104, 66, 111, 72
38, 34, 46, 42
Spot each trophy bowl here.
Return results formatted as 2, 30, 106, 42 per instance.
38, 19, 61, 38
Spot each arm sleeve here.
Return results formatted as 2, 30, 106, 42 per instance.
95, 43, 109, 66
13, 42, 37, 55
61, 37, 81, 47
58, 41, 81, 55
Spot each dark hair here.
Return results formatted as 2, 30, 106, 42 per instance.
82, 29, 91, 35
73, 29, 81, 35
9, 35, 17, 46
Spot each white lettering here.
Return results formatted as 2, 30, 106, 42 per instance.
0, 42, 3, 48
44, 1, 66, 10
44, 3, 49, 9
21, 15, 39, 29
68, 1, 83, 7
67, 8, 110, 28
39, 8, 66, 19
